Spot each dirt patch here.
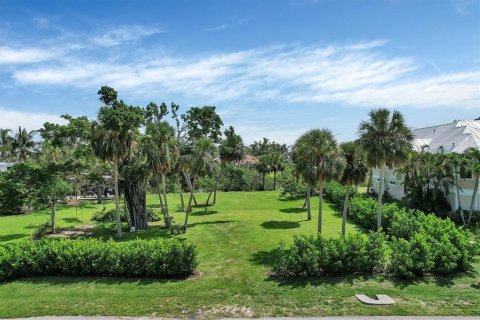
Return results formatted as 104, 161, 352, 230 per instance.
47, 224, 96, 238
196, 305, 254, 318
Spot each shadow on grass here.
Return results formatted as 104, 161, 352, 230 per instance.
261, 221, 300, 229
188, 220, 234, 228
0, 233, 26, 242
191, 210, 218, 216
279, 207, 307, 214
249, 249, 276, 267
61, 217, 82, 223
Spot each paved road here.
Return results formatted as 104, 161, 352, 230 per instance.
2, 317, 479, 320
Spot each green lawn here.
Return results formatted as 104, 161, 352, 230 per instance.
0, 191, 479, 317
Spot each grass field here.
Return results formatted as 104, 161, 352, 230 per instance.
0, 191, 479, 318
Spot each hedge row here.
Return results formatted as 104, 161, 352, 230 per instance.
276, 182, 479, 279
273, 233, 386, 276
0, 238, 197, 281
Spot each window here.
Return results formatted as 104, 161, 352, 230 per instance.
459, 167, 472, 179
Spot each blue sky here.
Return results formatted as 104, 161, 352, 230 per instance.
0, 0, 479, 144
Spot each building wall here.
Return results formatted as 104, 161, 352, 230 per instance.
372, 165, 480, 211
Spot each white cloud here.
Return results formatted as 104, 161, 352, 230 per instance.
92, 25, 164, 47
0, 46, 57, 64
0, 107, 67, 131
8, 40, 480, 109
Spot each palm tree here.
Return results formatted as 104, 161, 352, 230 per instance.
294, 129, 345, 233
292, 135, 318, 221
256, 155, 271, 190
465, 147, 480, 226
358, 109, 413, 231
267, 151, 285, 190
339, 142, 368, 236
448, 152, 466, 224
0, 129, 12, 160
183, 138, 219, 232
91, 126, 136, 238
143, 121, 178, 229
11, 127, 36, 161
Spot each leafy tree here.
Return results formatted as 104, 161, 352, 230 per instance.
249, 138, 288, 157
91, 86, 144, 238
266, 151, 286, 190
339, 142, 368, 235
143, 121, 178, 229
183, 138, 219, 232
0, 129, 12, 160
0, 162, 34, 214
11, 127, 37, 161
181, 106, 224, 143
220, 126, 245, 163
448, 152, 467, 224
358, 108, 413, 231
293, 129, 345, 233
256, 155, 271, 190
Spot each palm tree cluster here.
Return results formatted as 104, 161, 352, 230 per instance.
0, 127, 38, 162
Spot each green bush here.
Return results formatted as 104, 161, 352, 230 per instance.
92, 208, 128, 222
273, 232, 386, 277
323, 181, 357, 209
390, 234, 434, 278
31, 220, 53, 239
0, 238, 198, 281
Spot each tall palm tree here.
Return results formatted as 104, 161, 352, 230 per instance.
11, 127, 37, 161
256, 155, 271, 190
339, 142, 368, 236
143, 121, 178, 229
294, 129, 345, 233
292, 134, 318, 221
91, 126, 136, 238
267, 151, 285, 190
358, 109, 413, 231
183, 138, 219, 232
0, 129, 12, 160
448, 152, 466, 224
465, 147, 480, 226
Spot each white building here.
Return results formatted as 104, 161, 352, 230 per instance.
372, 120, 480, 211
0, 162, 14, 172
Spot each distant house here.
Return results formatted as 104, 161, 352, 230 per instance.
0, 162, 14, 172
236, 154, 259, 165
372, 120, 480, 211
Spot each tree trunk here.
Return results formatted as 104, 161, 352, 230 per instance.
193, 194, 198, 206
342, 185, 351, 236
206, 191, 213, 206
306, 185, 311, 221
161, 173, 172, 229
113, 159, 122, 238
213, 180, 218, 204
184, 177, 196, 231
179, 187, 185, 212
96, 184, 103, 204
468, 174, 479, 226
273, 171, 277, 190
51, 203, 56, 234
155, 172, 168, 228
454, 172, 466, 225
318, 178, 324, 234
366, 168, 373, 195
377, 164, 385, 231
123, 174, 148, 230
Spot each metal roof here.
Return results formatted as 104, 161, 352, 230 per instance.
412, 120, 480, 154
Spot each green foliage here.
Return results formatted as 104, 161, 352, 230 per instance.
0, 238, 198, 281
219, 126, 245, 163
181, 106, 224, 143
248, 137, 288, 157
323, 181, 358, 209
279, 171, 306, 198
31, 219, 53, 239
390, 234, 434, 278
273, 232, 387, 276
92, 207, 160, 223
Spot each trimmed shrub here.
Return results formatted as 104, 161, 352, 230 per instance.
273, 232, 387, 277
31, 220, 53, 239
323, 181, 357, 209
0, 238, 197, 281
390, 234, 434, 279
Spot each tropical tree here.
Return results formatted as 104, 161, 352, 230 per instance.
339, 141, 368, 236
465, 147, 480, 226
11, 127, 37, 161
358, 108, 413, 231
91, 86, 144, 238
143, 121, 178, 229
447, 152, 467, 224
256, 155, 270, 190
294, 129, 345, 233
292, 135, 318, 221
266, 151, 285, 190
0, 129, 12, 160
183, 138, 219, 232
